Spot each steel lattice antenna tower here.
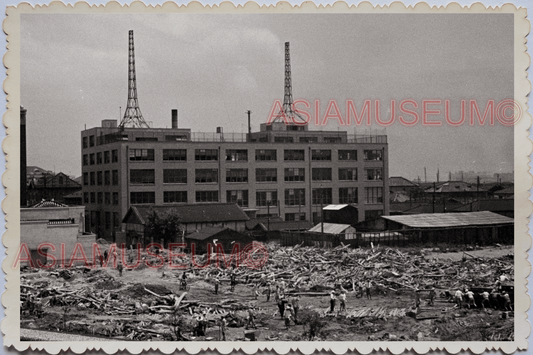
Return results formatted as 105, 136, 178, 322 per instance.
119, 30, 150, 129
273, 42, 306, 123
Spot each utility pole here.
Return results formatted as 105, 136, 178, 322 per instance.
320, 188, 324, 237
267, 201, 271, 233
476, 176, 480, 203
432, 182, 436, 213
298, 195, 301, 233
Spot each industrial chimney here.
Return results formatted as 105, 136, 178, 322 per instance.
171, 109, 178, 129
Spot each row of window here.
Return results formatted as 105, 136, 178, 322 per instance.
126, 167, 380, 184
84, 191, 120, 205
83, 148, 383, 165
83, 170, 119, 186
125, 187, 382, 206
103, 149, 383, 162
88, 210, 120, 231
83, 150, 119, 166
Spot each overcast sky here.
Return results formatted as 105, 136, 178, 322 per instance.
21, 13, 514, 180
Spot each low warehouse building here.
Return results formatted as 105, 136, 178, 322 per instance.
381, 211, 513, 245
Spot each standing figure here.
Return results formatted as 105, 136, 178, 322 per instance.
277, 293, 285, 319
480, 290, 490, 310
428, 288, 436, 306
284, 303, 294, 329
415, 289, 421, 308
502, 291, 512, 311
339, 290, 347, 312
214, 276, 220, 295
291, 295, 300, 323
117, 262, 123, 277
230, 272, 237, 292
330, 291, 337, 313
454, 289, 464, 309
366, 280, 372, 300
219, 316, 227, 341
266, 282, 272, 302
465, 289, 476, 309
245, 306, 257, 330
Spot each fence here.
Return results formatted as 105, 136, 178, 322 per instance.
279, 225, 513, 248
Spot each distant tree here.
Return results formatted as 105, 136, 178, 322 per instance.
145, 208, 183, 247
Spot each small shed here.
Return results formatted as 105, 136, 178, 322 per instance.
185, 226, 254, 254
308, 223, 355, 236
323, 204, 359, 225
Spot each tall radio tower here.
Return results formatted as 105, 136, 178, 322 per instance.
119, 30, 150, 129
273, 42, 306, 124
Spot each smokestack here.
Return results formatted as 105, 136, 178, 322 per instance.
246, 110, 252, 142
171, 109, 178, 129
20, 106, 27, 207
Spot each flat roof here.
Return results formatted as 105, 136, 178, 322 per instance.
323, 204, 349, 211
382, 211, 513, 228
309, 223, 353, 234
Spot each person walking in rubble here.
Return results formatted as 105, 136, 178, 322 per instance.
214, 276, 220, 295
219, 316, 227, 341
465, 288, 476, 309
117, 262, 123, 277
454, 289, 464, 309
291, 294, 300, 323
502, 291, 512, 311
330, 290, 337, 313
230, 272, 237, 292
428, 288, 436, 306
277, 292, 286, 319
366, 280, 372, 300
415, 289, 421, 308
480, 290, 490, 310
245, 306, 257, 330
266, 282, 272, 302
339, 290, 347, 312
284, 303, 294, 329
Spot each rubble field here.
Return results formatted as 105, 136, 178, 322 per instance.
20, 243, 514, 342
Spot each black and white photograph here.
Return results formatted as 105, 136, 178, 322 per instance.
6, 3, 530, 352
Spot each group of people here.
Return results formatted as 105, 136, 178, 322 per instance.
453, 286, 512, 311
329, 287, 348, 313
272, 284, 300, 328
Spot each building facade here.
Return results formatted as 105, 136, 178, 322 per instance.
81, 118, 389, 240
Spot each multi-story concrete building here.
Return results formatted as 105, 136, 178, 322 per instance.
81, 115, 389, 241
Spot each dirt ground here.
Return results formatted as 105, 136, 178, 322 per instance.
20, 245, 515, 342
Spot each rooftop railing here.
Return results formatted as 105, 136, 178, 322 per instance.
189, 132, 387, 144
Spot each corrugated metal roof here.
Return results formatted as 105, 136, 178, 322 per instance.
451, 199, 514, 213
425, 181, 486, 193
308, 223, 352, 234
323, 204, 349, 211
382, 211, 513, 228
389, 177, 418, 187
